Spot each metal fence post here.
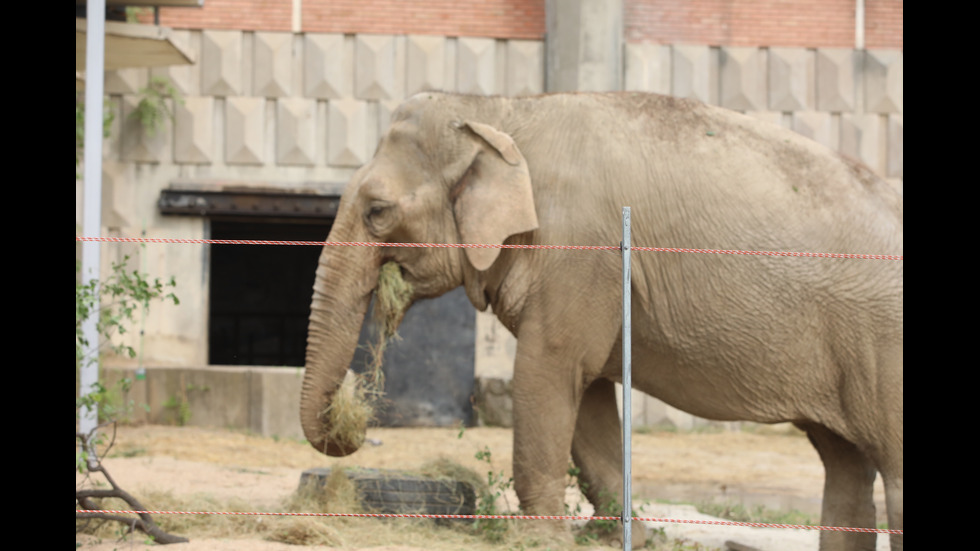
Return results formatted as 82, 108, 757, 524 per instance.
621, 207, 632, 550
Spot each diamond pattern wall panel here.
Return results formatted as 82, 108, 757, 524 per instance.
406, 35, 448, 96
174, 96, 214, 164
304, 33, 353, 99
457, 37, 497, 95
505, 40, 544, 96
720, 47, 766, 111
840, 113, 883, 173
225, 97, 266, 165
150, 30, 198, 98
791, 111, 835, 151
101, 161, 136, 229
815, 48, 856, 113
378, 99, 403, 137
355, 34, 404, 101
671, 45, 716, 104
887, 115, 903, 179
120, 96, 168, 163
624, 42, 671, 94
201, 30, 242, 97
327, 100, 371, 168
253, 32, 293, 98
768, 47, 813, 112
105, 68, 143, 95
864, 50, 903, 114
276, 98, 316, 166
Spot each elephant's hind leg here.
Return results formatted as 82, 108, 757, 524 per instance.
572, 378, 648, 549
798, 422, 878, 551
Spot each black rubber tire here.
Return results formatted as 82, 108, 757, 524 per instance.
300, 467, 477, 517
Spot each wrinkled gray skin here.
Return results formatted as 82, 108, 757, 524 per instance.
301, 92, 903, 550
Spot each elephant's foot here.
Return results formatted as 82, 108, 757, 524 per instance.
509, 518, 575, 548
576, 518, 649, 549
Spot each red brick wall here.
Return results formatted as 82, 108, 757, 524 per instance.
151, 0, 294, 32
145, 0, 901, 49
150, 0, 546, 39
864, 0, 903, 49
625, 0, 902, 49
303, 0, 545, 38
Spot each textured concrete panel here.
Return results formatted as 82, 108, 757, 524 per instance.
105, 68, 143, 95
624, 42, 670, 94
101, 161, 136, 229
840, 113, 883, 174
457, 37, 497, 95
254, 32, 293, 98
355, 34, 403, 100
201, 30, 242, 96
671, 44, 716, 104
406, 35, 447, 95
327, 99, 370, 168
720, 47, 766, 111
545, 0, 623, 92
864, 49, 903, 114
120, 96, 168, 163
475, 310, 516, 380
887, 114, 903, 179
378, 99, 402, 137
150, 29, 198, 97
226, 97, 265, 165
768, 47, 813, 112
791, 111, 836, 151
174, 96, 214, 164
816, 48, 856, 112
304, 33, 352, 99
505, 40, 544, 96
276, 97, 316, 166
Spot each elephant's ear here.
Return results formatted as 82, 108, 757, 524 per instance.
453, 121, 539, 271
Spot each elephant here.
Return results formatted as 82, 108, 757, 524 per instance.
300, 91, 903, 550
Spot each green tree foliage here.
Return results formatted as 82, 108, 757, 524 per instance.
76, 256, 178, 433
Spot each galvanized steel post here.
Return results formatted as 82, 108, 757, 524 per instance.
621, 207, 632, 550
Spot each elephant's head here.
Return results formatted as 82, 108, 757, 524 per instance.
300, 94, 539, 456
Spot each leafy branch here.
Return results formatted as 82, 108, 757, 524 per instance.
75, 255, 178, 371
129, 76, 183, 137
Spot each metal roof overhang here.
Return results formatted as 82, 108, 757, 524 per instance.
158, 187, 342, 221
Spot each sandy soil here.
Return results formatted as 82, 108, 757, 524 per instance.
75, 424, 889, 551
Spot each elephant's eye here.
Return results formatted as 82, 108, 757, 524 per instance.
364, 201, 396, 235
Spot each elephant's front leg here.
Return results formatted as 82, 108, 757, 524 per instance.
572, 377, 648, 548
510, 356, 579, 519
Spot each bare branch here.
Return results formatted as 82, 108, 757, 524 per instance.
76, 423, 189, 545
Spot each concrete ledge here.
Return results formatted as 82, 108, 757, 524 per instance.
102, 365, 306, 439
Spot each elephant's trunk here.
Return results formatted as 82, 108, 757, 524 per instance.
300, 235, 381, 457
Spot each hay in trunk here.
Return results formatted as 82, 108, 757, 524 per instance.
318, 262, 413, 452
367, 261, 414, 388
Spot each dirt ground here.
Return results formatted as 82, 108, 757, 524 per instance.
75, 424, 889, 551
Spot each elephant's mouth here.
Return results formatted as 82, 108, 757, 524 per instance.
360, 261, 414, 389
374, 261, 413, 342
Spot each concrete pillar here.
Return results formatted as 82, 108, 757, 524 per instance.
545, 0, 623, 92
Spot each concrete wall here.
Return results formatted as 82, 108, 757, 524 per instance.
103, 365, 307, 439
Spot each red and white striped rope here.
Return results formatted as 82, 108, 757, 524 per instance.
75, 509, 901, 534
74, 236, 903, 261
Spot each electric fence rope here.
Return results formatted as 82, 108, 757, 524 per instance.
74, 236, 903, 260
74, 510, 902, 535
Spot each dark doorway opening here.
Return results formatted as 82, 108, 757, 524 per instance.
208, 219, 332, 366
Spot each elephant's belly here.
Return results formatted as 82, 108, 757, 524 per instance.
622, 346, 815, 424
